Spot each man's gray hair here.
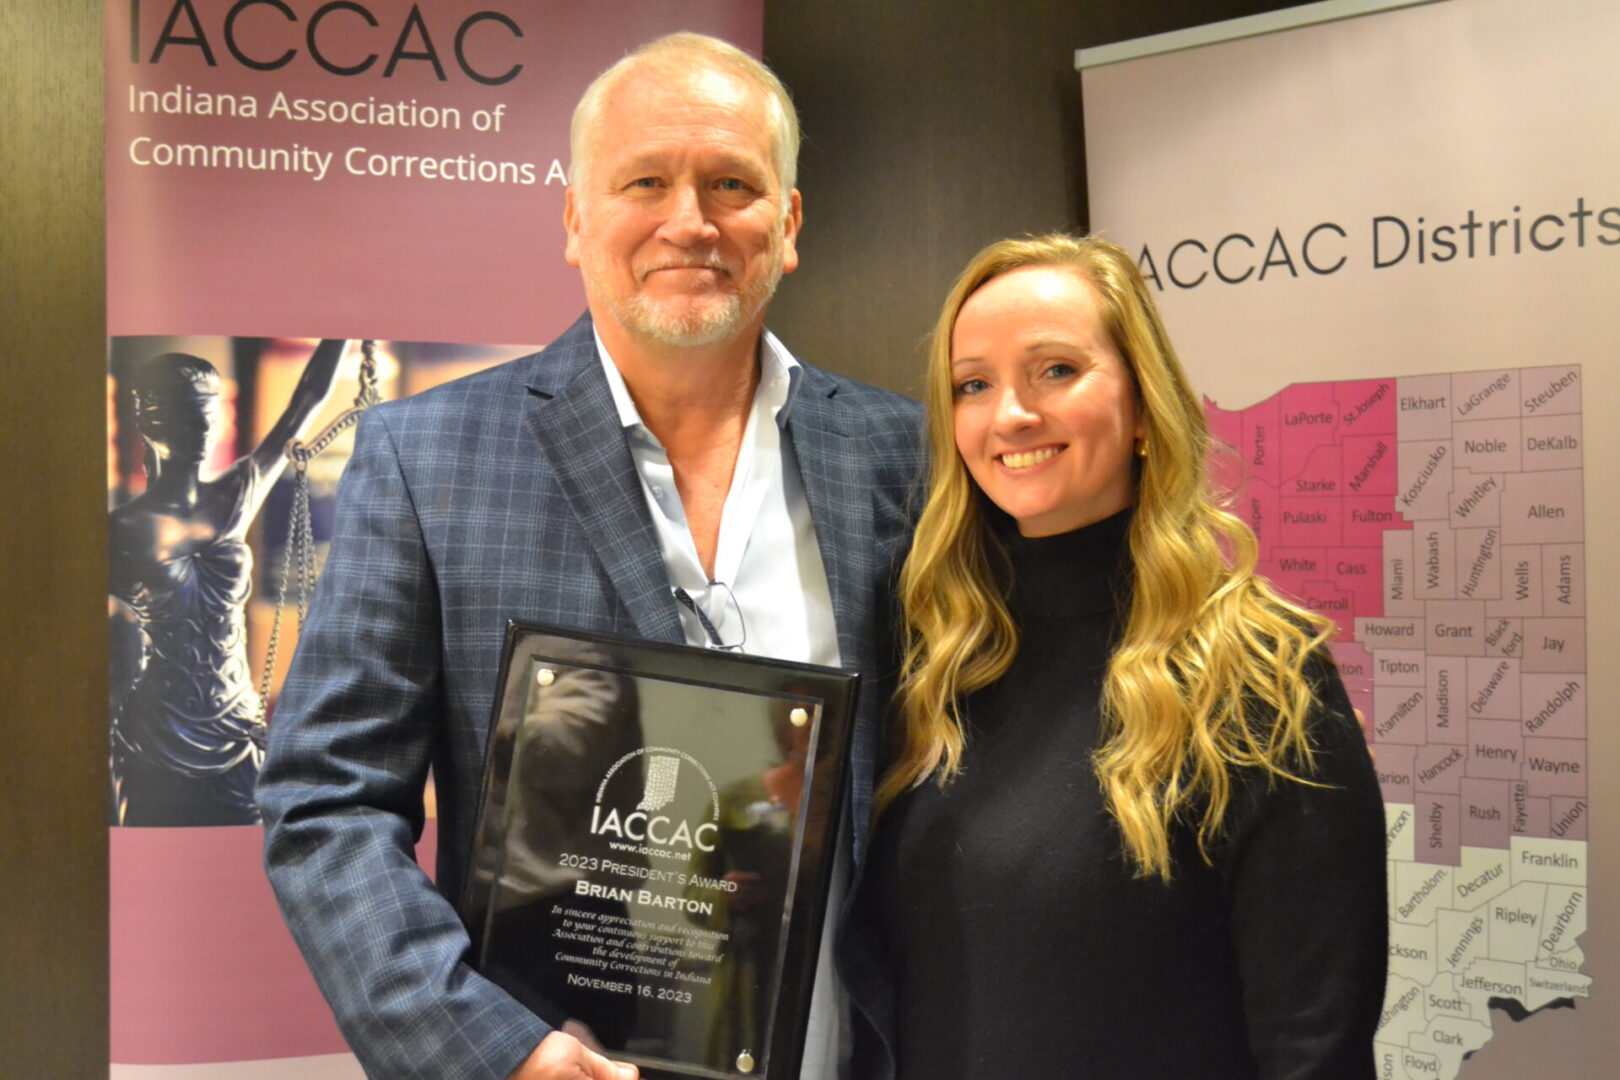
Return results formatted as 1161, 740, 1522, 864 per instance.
569, 33, 800, 207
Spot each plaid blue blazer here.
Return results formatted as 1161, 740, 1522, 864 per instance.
259, 312, 923, 1078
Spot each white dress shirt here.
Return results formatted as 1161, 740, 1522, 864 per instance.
595, 330, 850, 1078
595, 329, 840, 669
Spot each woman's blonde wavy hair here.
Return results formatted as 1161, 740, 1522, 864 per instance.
878, 234, 1333, 880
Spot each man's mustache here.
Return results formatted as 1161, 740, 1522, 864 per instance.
637, 252, 733, 279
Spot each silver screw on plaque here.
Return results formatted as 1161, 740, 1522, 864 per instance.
789, 706, 809, 728
735, 1050, 756, 1074
536, 668, 556, 687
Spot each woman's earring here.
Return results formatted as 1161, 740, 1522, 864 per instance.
1135, 437, 1148, 458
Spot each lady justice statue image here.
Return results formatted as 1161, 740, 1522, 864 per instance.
109, 339, 349, 826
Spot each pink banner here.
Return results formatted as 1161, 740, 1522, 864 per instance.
108, 0, 760, 344
105, 1, 762, 1068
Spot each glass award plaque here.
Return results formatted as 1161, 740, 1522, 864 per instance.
461, 621, 859, 1079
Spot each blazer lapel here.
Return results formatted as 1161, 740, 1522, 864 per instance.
520, 316, 684, 644
787, 369, 870, 672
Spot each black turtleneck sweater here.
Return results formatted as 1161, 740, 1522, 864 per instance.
859, 510, 1387, 1079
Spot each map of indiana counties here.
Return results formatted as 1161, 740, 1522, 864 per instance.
1207, 365, 1587, 1080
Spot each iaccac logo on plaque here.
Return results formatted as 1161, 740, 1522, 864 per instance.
589, 747, 722, 856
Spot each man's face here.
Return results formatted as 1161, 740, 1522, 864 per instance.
565, 62, 801, 349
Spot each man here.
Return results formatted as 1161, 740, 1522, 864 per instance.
259, 33, 921, 1080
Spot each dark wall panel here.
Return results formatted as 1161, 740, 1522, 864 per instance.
0, 1, 109, 1075
764, 1, 1313, 397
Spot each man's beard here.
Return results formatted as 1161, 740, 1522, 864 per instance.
608, 245, 785, 348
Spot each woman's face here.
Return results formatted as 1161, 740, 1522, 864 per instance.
950, 266, 1143, 537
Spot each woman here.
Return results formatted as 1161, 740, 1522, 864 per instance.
848, 236, 1386, 1078
109, 340, 346, 826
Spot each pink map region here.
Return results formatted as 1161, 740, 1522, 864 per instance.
1329, 546, 1383, 618
1335, 379, 1398, 435
1341, 434, 1398, 496
1202, 381, 1399, 653
1279, 496, 1342, 547
1247, 394, 1283, 488
1288, 443, 1342, 496
1265, 547, 1330, 607
1277, 382, 1342, 469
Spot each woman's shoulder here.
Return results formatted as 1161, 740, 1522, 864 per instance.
1211, 656, 1379, 866
1258, 643, 1376, 793
1299, 644, 1365, 740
